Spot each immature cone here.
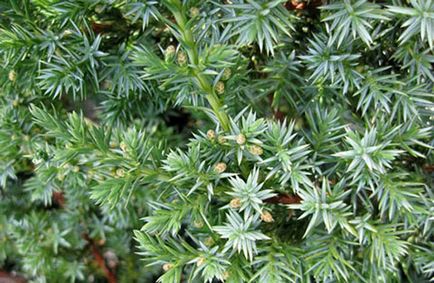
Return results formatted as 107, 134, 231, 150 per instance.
260, 211, 274, 223
8, 70, 16, 82
204, 236, 214, 246
222, 68, 232, 80
207, 129, 216, 140
109, 141, 117, 148
294, 117, 304, 131
120, 142, 127, 152
62, 29, 73, 37
196, 256, 206, 267
177, 51, 188, 65
12, 99, 19, 107
163, 263, 173, 271
218, 135, 226, 144
166, 45, 176, 56
190, 7, 200, 17
72, 166, 80, 173
165, 45, 176, 60
249, 145, 263, 156
116, 168, 125, 178
229, 198, 241, 209
236, 134, 246, 145
57, 173, 65, 181
214, 162, 227, 174
215, 81, 225, 95
193, 219, 204, 228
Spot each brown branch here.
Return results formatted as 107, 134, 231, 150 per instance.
0, 271, 26, 283
268, 93, 285, 121
83, 234, 117, 283
53, 193, 116, 283
91, 22, 115, 34
285, 0, 306, 10
285, 0, 324, 10
423, 164, 434, 173
265, 193, 301, 205
52, 191, 65, 208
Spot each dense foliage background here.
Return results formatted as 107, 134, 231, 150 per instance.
0, 0, 433, 282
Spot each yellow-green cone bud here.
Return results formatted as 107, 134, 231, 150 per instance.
120, 142, 127, 152
294, 118, 304, 131
165, 45, 176, 60
207, 129, 216, 140
190, 7, 200, 18
218, 136, 226, 144
222, 68, 232, 80
204, 236, 214, 246
57, 173, 65, 181
163, 263, 173, 271
116, 168, 125, 178
177, 51, 188, 65
229, 198, 241, 209
8, 70, 16, 82
236, 134, 246, 145
196, 257, 206, 267
260, 211, 274, 223
214, 162, 227, 173
215, 81, 225, 95
249, 145, 263, 156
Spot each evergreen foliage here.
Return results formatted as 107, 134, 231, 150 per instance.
0, 0, 433, 282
